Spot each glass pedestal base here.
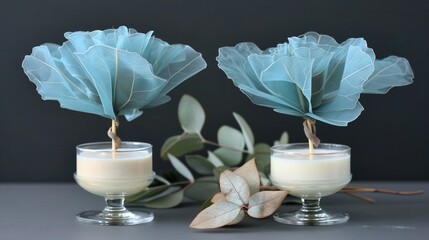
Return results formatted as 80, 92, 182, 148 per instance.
274, 198, 349, 226
76, 197, 154, 226
76, 209, 154, 226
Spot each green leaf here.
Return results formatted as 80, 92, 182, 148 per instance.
274, 131, 289, 146
178, 94, 205, 134
218, 125, 245, 151
185, 155, 215, 175
161, 133, 204, 160
154, 175, 171, 185
260, 175, 271, 186
214, 125, 245, 167
185, 180, 219, 201
125, 185, 170, 203
168, 154, 194, 182
213, 166, 229, 180
190, 201, 242, 229
264, 164, 271, 177
200, 195, 215, 210
233, 112, 255, 154
234, 159, 260, 195
214, 148, 243, 167
254, 143, 271, 171
207, 151, 224, 167
247, 191, 287, 218
143, 190, 184, 209
220, 170, 250, 205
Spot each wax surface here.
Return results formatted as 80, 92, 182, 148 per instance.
270, 148, 351, 198
76, 150, 153, 196
77, 151, 152, 178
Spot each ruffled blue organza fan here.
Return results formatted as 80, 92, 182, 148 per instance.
217, 32, 414, 126
23, 26, 207, 121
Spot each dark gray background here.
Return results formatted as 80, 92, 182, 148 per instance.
0, 0, 427, 182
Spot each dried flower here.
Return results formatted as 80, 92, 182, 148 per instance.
23, 26, 207, 121
217, 32, 413, 126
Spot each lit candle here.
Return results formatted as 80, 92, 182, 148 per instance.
270, 144, 351, 199
75, 142, 153, 197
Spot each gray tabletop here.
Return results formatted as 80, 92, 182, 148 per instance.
0, 182, 427, 240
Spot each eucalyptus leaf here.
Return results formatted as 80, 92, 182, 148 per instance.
217, 126, 245, 152
254, 143, 271, 171
233, 159, 260, 195
264, 164, 271, 178
227, 210, 245, 225
154, 175, 171, 185
214, 126, 244, 166
143, 190, 184, 209
247, 191, 288, 218
260, 175, 271, 186
211, 192, 227, 203
220, 170, 250, 205
168, 154, 194, 182
185, 155, 215, 175
233, 112, 255, 154
161, 133, 204, 160
201, 195, 215, 210
207, 151, 224, 167
274, 131, 289, 146
214, 125, 245, 167
213, 166, 230, 180
189, 201, 242, 229
185, 180, 219, 201
178, 94, 205, 133
213, 148, 242, 167
125, 185, 170, 203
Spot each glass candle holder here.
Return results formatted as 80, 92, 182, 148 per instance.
270, 143, 351, 226
75, 142, 155, 226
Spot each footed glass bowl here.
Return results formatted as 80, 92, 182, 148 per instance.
270, 143, 352, 226
74, 172, 155, 225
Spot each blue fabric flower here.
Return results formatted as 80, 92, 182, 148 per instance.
23, 26, 207, 121
217, 32, 413, 126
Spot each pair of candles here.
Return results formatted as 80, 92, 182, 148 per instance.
76, 143, 350, 198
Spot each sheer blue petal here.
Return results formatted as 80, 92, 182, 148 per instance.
310, 102, 364, 126
22, 46, 108, 118
318, 46, 374, 113
363, 56, 414, 94
23, 26, 206, 121
260, 56, 313, 112
217, 43, 264, 90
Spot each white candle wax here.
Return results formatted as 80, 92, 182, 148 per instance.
76, 150, 153, 196
271, 148, 351, 198
77, 151, 152, 178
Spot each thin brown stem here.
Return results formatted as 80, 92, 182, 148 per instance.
112, 119, 117, 151
305, 118, 314, 158
201, 138, 252, 154
341, 187, 424, 195
343, 192, 376, 203
148, 179, 218, 191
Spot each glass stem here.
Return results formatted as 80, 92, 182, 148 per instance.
103, 197, 127, 214
301, 198, 322, 214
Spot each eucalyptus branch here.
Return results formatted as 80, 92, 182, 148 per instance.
201, 137, 252, 154
262, 185, 424, 203
200, 136, 270, 155
341, 187, 424, 195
